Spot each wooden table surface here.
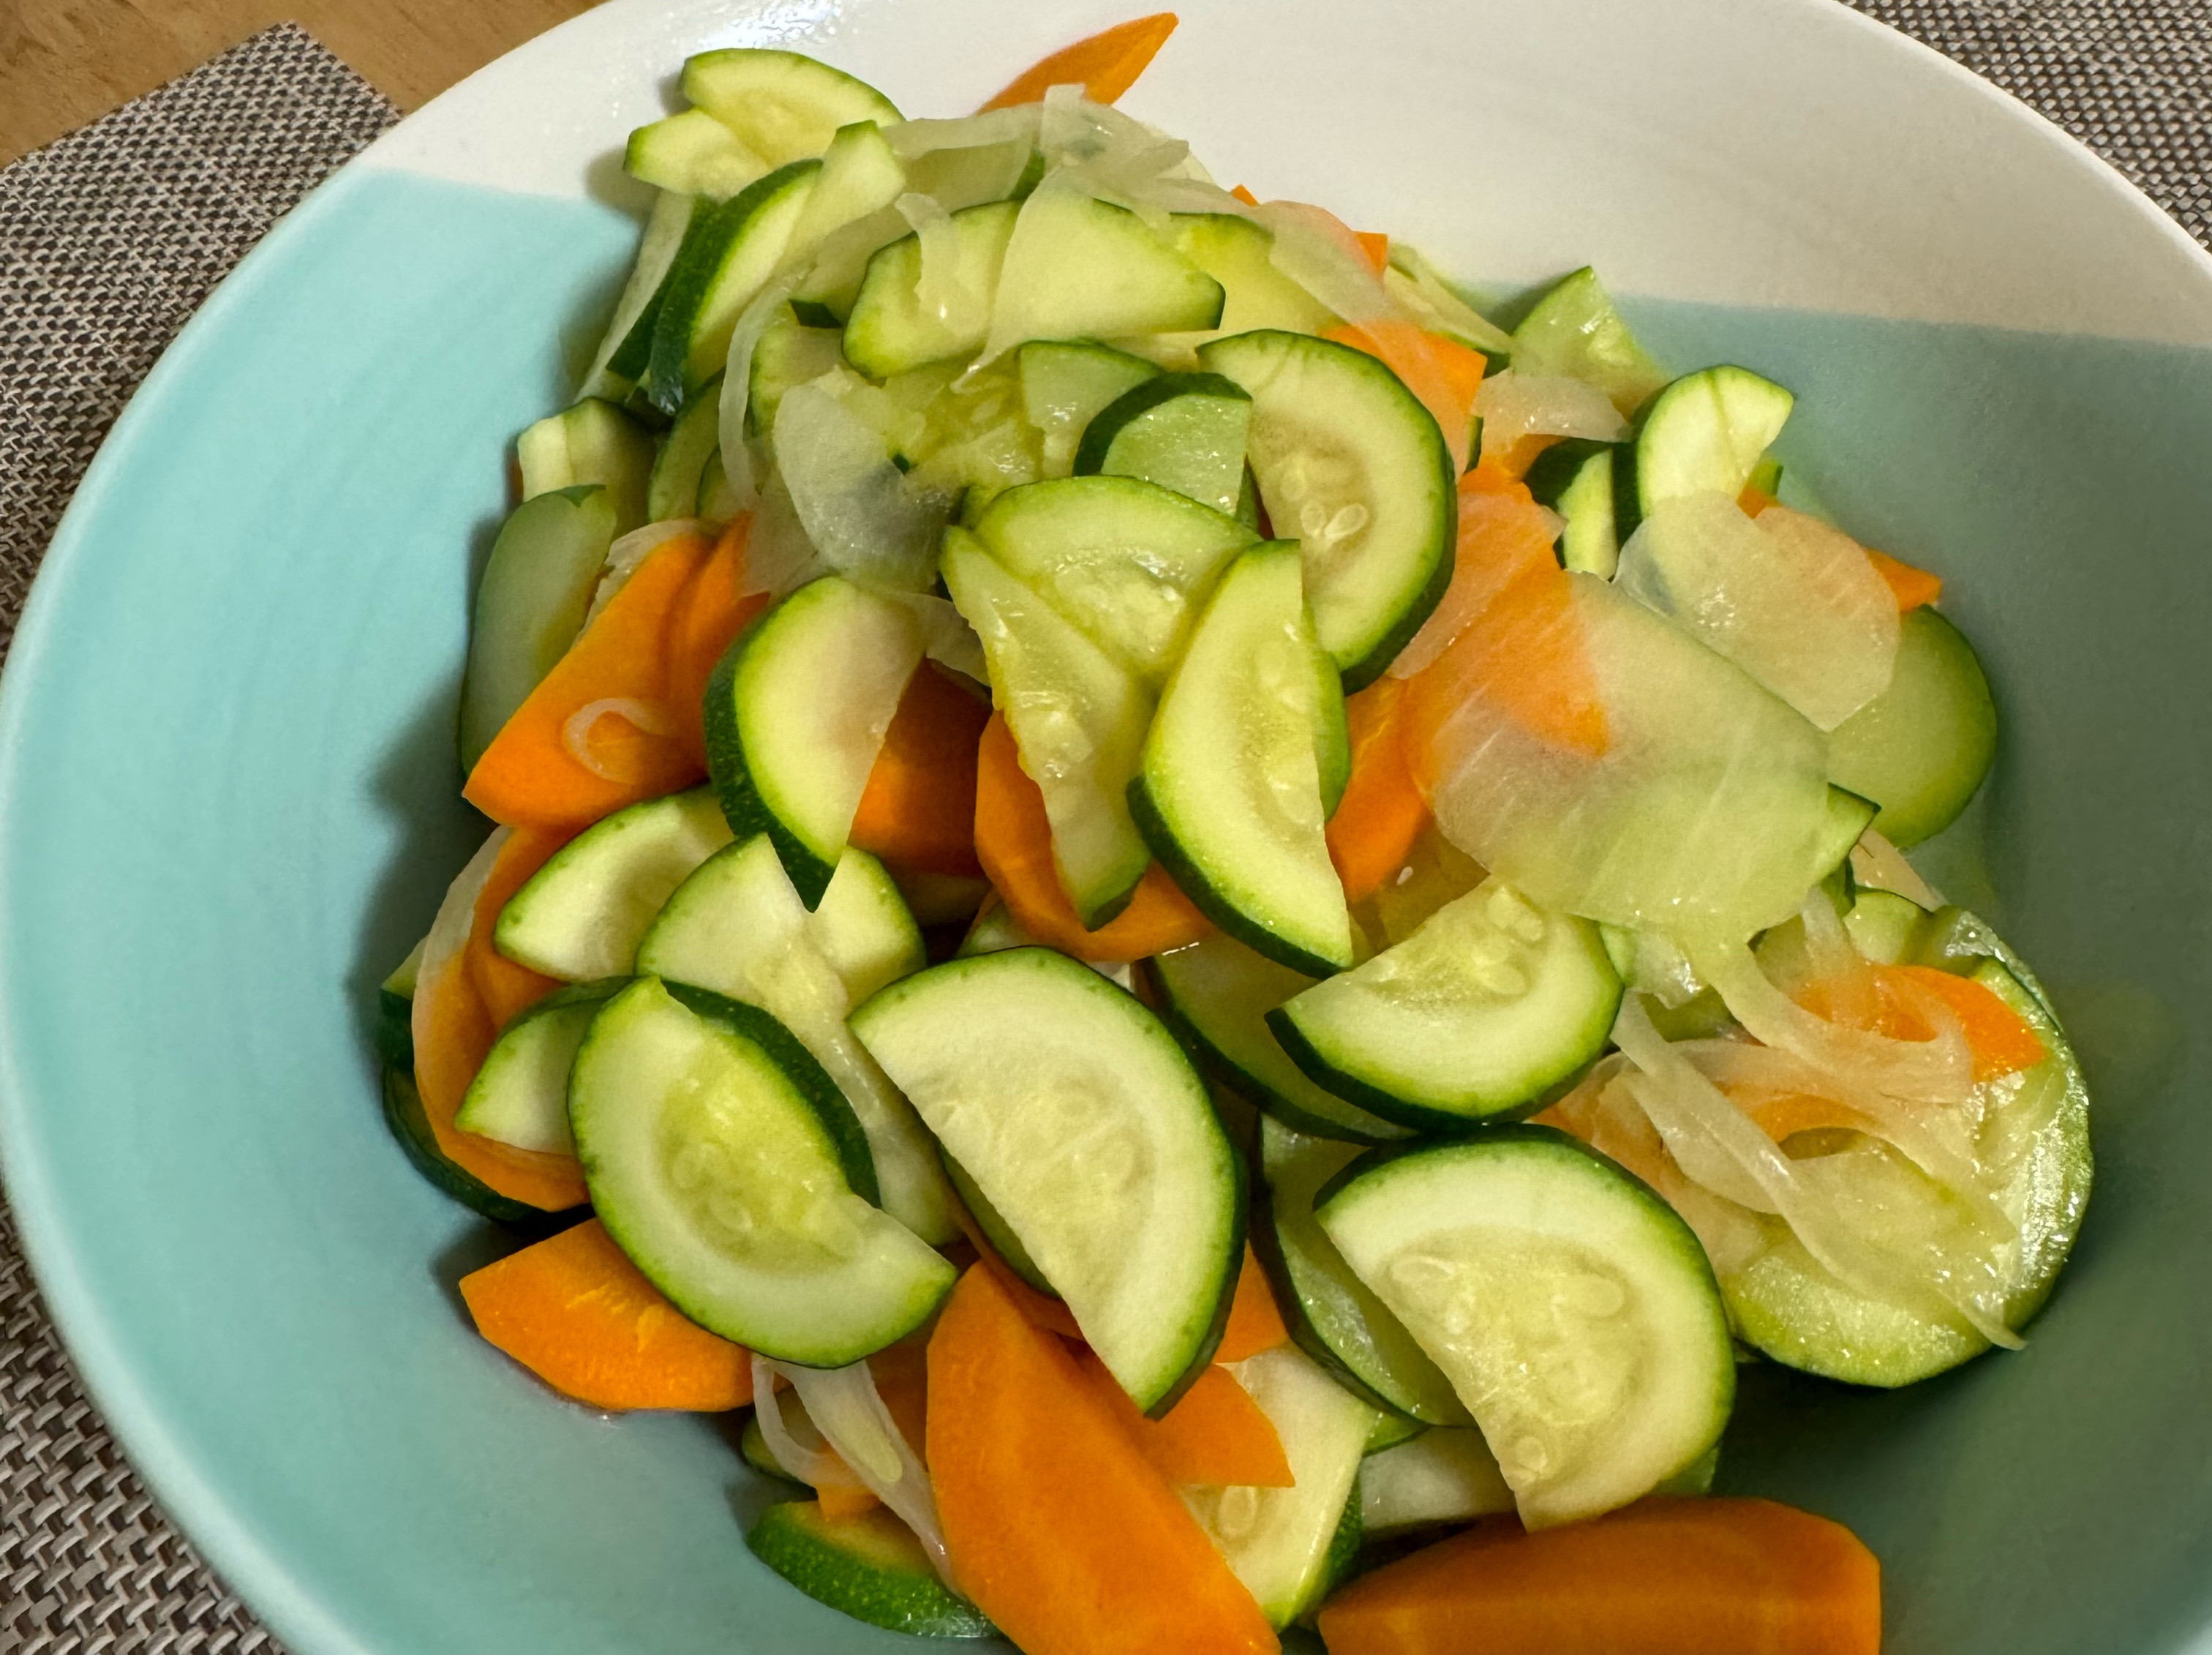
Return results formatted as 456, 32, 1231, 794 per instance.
2, 0, 605, 164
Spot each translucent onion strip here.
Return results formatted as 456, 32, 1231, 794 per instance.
561, 698, 676, 779
768, 1357, 952, 1582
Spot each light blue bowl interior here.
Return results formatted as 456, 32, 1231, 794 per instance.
1, 164, 2207, 1655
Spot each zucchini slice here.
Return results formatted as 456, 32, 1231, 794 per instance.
1134, 542, 1353, 975
458, 485, 617, 771
1073, 370, 1252, 517
969, 476, 1257, 682
1523, 437, 1619, 578
1615, 363, 1794, 540
645, 160, 820, 412
646, 376, 724, 523
380, 1065, 544, 1226
851, 948, 1244, 1413
1170, 214, 1339, 337
582, 189, 701, 397
1254, 1119, 1467, 1425
515, 398, 655, 533
1317, 1128, 1735, 1529
634, 833, 955, 1245
1017, 339, 1160, 474
494, 787, 733, 980
843, 200, 1020, 378
747, 1501, 994, 1639
454, 979, 627, 1155
988, 189, 1225, 356
1269, 877, 1622, 1130
625, 108, 767, 199
1200, 330, 1454, 689
572, 978, 955, 1365
748, 309, 846, 436
940, 1150, 1059, 1297
1359, 1427, 1515, 1537
1825, 606, 1998, 848
940, 530, 1153, 928
1181, 1346, 1377, 1629
1150, 934, 1405, 1144
680, 49, 901, 166
705, 575, 926, 907
1509, 266, 1668, 415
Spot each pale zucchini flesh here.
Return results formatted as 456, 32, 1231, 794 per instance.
1358, 1427, 1515, 1536
1317, 1129, 1735, 1529
1181, 1346, 1377, 1628
1072, 370, 1252, 518
571, 978, 953, 1365
705, 575, 926, 907
680, 50, 902, 166
941, 530, 1154, 927
454, 979, 625, 1155
1200, 330, 1454, 689
633, 833, 955, 1245
1134, 542, 1352, 975
851, 947, 1243, 1413
1270, 877, 1622, 1130
493, 787, 733, 980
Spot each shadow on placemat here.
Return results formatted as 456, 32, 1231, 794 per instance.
0, 2, 2206, 1651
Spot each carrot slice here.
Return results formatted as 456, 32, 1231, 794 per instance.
1742, 1091, 1870, 1146
464, 534, 713, 828
665, 517, 771, 765
458, 1217, 751, 1411
979, 13, 1178, 110
850, 661, 991, 877
1316, 1498, 1881, 1655
928, 1266, 1279, 1655
1799, 964, 2044, 1081
871, 1332, 933, 1458
1326, 320, 1486, 474
1866, 548, 1943, 612
1075, 1351, 1294, 1488
972, 711, 1211, 962
1326, 676, 1431, 903
415, 830, 588, 1211
1230, 184, 1260, 206
1352, 230, 1391, 275
1214, 1245, 1290, 1363
1400, 473, 1610, 787
1739, 489, 1941, 614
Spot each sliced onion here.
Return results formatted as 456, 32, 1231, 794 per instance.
1850, 830, 1945, 907
883, 106, 1041, 162
750, 1356, 852, 1489
773, 380, 952, 593
716, 274, 802, 503
561, 697, 676, 779
741, 465, 830, 599
1383, 245, 1515, 355
586, 519, 709, 625
1473, 369, 1627, 461
1691, 933, 1973, 1106
770, 1357, 951, 1581
892, 591, 988, 683
1248, 200, 1399, 326
1611, 998, 2017, 1346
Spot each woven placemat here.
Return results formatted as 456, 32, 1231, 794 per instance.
0, 4, 2207, 1650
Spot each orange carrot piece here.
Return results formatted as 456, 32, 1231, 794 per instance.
1327, 320, 1486, 475
1230, 184, 1260, 206
1317, 1498, 1881, 1655
1352, 230, 1391, 274
1214, 1245, 1290, 1363
816, 1483, 882, 1520
871, 1332, 933, 1457
1327, 676, 1431, 904
1742, 1092, 1870, 1146
928, 1267, 1279, 1655
666, 517, 771, 765
1867, 548, 1943, 612
973, 711, 1211, 962
458, 1217, 751, 1411
464, 535, 713, 828
850, 661, 991, 877
979, 13, 1178, 110
416, 831, 589, 1212
1798, 964, 2044, 1081
1400, 474, 1610, 790
1075, 1351, 1293, 1488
